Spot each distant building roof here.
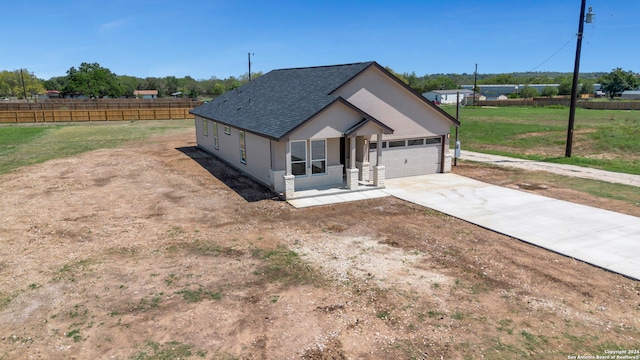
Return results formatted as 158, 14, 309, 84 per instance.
425, 89, 474, 95
134, 90, 158, 95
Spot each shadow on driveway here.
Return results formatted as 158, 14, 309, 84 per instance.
176, 146, 279, 203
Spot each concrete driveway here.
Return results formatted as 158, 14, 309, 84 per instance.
383, 174, 640, 281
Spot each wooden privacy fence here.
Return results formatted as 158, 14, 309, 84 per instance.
476, 98, 640, 110
0, 100, 200, 111
0, 108, 194, 123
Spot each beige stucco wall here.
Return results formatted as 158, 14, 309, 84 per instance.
195, 117, 214, 152
195, 116, 272, 187
270, 139, 286, 171
334, 66, 452, 140
288, 102, 363, 141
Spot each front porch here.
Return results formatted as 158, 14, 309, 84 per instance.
279, 117, 393, 200
286, 179, 390, 208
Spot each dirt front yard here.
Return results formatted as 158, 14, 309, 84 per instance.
1, 130, 639, 359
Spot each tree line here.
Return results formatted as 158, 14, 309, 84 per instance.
389, 67, 638, 99
0, 62, 262, 100
1, 62, 637, 100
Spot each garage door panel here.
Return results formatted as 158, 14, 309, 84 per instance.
370, 142, 441, 178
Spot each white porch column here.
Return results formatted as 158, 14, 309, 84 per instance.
373, 130, 385, 188
359, 137, 370, 182
346, 136, 359, 190
376, 130, 382, 167
283, 140, 295, 199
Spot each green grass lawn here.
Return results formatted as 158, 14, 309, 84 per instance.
0, 120, 193, 175
445, 105, 640, 174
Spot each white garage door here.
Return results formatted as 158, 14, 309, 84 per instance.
369, 137, 442, 179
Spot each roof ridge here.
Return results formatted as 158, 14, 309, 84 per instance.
272, 61, 375, 72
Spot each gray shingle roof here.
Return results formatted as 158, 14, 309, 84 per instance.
190, 62, 375, 140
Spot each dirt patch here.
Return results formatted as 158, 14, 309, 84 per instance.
0, 131, 638, 359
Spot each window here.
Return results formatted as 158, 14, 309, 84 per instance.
369, 142, 377, 151
388, 140, 406, 148
213, 122, 218, 149
425, 137, 442, 145
311, 140, 326, 175
202, 119, 208, 136
239, 131, 246, 164
408, 138, 424, 146
224, 125, 230, 135
291, 141, 307, 176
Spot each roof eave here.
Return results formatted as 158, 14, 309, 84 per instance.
190, 110, 281, 141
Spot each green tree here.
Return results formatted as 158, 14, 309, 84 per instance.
423, 76, 458, 92
43, 76, 68, 91
599, 68, 639, 98
64, 62, 123, 98
164, 76, 180, 95
541, 86, 559, 97
118, 75, 140, 98
556, 75, 573, 95
384, 67, 409, 85
140, 77, 166, 97
0, 71, 18, 97
518, 85, 538, 98
0, 69, 45, 98
210, 82, 226, 96
580, 79, 595, 95
495, 74, 517, 84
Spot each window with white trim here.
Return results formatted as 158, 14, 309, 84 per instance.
213, 122, 218, 149
388, 140, 406, 148
202, 119, 208, 136
408, 138, 424, 146
425, 137, 442, 145
291, 141, 307, 176
239, 131, 246, 164
224, 125, 230, 135
311, 140, 326, 175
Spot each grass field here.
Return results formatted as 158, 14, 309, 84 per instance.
445, 105, 640, 174
0, 120, 193, 175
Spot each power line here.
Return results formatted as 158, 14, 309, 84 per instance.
529, 34, 577, 72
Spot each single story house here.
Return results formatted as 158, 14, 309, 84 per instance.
422, 89, 474, 105
190, 61, 459, 199
134, 90, 158, 99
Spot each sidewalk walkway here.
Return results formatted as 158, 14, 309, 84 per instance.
459, 150, 640, 187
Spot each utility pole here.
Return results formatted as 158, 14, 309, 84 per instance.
473, 63, 478, 104
566, 1, 593, 157
20, 69, 28, 102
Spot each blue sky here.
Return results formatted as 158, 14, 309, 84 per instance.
2, 0, 638, 80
